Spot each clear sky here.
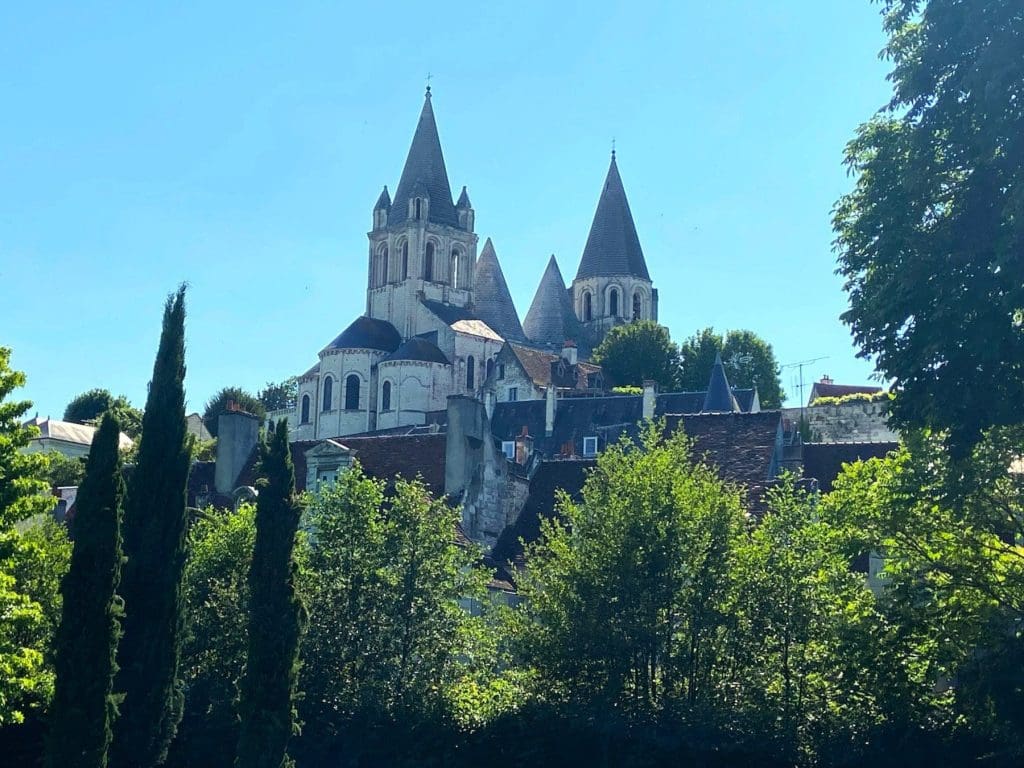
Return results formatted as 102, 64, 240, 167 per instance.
1, 1, 894, 417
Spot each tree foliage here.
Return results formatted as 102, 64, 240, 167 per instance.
45, 415, 125, 768
235, 420, 306, 768
258, 378, 298, 412
64, 389, 143, 439
833, 0, 1024, 453
591, 320, 680, 390
203, 387, 266, 438
44, 452, 85, 488
678, 327, 786, 408
111, 287, 192, 768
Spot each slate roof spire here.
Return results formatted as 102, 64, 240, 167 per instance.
473, 238, 526, 341
575, 152, 650, 280
524, 255, 583, 348
702, 352, 740, 413
374, 185, 391, 211
389, 88, 460, 228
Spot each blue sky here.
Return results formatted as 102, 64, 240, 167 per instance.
1, 1, 893, 417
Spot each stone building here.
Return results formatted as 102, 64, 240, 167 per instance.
278, 88, 658, 440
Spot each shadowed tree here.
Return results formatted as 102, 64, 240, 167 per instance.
235, 420, 306, 768
202, 387, 266, 438
591, 320, 680, 390
45, 414, 125, 768
110, 287, 191, 768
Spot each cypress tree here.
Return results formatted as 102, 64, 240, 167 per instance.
45, 414, 125, 768
235, 419, 306, 768
110, 286, 191, 768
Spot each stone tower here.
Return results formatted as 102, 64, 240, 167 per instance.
570, 151, 657, 345
366, 88, 479, 338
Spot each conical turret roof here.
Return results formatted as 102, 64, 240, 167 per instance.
473, 238, 525, 342
702, 352, 739, 413
374, 185, 391, 211
524, 255, 582, 348
575, 153, 650, 281
389, 89, 459, 228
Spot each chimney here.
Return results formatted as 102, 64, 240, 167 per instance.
561, 339, 578, 366
642, 380, 657, 421
215, 408, 260, 495
545, 385, 557, 436
515, 425, 533, 464
484, 390, 496, 419
821, 374, 833, 385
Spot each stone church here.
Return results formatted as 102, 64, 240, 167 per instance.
286, 88, 657, 441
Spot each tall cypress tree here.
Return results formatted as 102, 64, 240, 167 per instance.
110, 286, 191, 768
235, 419, 306, 768
45, 414, 125, 768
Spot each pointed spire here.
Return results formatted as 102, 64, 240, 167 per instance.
389, 90, 459, 228
702, 352, 739, 413
473, 238, 525, 342
456, 185, 472, 209
524, 255, 583, 348
374, 185, 391, 211
575, 153, 650, 281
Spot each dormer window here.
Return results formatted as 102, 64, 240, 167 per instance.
583, 436, 598, 457
501, 441, 515, 460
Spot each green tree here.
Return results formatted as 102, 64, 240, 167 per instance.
111, 287, 192, 768
202, 387, 266, 438
678, 327, 786, 408
510, 423, 746, 722
44, 452, 86, 488
591, 320, 680, 390
296, 467, 489, 761
45, 415, 125, 768
235, 421, 306, 768
833, 0, 1024, 454
0, 347, 60, 725
171, 505, 256, 768
257, 378, 298, 412
64, 389, 143, 439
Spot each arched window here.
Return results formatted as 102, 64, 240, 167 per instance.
322, 377, 333, 411
300, 394, 310, 423
451, 248, 461, 289
424, 242, 435, 281
609, 288, 619, 317
401, 241, 409, 279
381, 381, 392, 411
582, 292, 593, 322
345, 374, 360, 410
378, 246, 389, 286
414, 198, 422, 220
466, 355, 475, 390
486, 358, 494, 379
632, 291, 642, 320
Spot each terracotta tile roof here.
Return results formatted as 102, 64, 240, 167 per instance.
507, 343, 601, 389
802, 441, 899, 492
339, 433, 447, 496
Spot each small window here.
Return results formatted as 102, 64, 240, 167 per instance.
300, 394, 310, 424
381, 381, 392, 411
501, 441, 516, 460
401, 241, 409, 279
609, 288, 619, 317
498, 363, 506, 380
424, 242, 435, 281
322, 377, 333, 411
466, 355, 475, 390
632, 291, 642, 320
583, 436, 598, 457
486, 358, 495, 379
451, 248, 461, 289
345, 374, 360, 410
414, 198, 422, 220
377, 246, 389, 286
508, 387, 518, 402
583, 291, 592, 322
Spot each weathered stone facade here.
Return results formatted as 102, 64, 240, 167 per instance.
784, 400, 897, 444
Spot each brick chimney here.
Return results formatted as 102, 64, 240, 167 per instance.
560, 339, 578, 366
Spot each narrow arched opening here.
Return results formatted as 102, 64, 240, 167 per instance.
345, 374, 360, 410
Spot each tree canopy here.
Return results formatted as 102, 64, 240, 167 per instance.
591, 320, 680, 390
202, 387, 266, 438
678, 327, 786, 408
257, 378, 298, 412
63, 388, 143, 439
833, 0, 1024, 453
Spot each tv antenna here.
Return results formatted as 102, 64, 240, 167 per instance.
781, 356, 829, 419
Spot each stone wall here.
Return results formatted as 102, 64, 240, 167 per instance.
783, 400, 898, 444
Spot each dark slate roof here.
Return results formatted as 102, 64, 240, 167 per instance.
655, 391, 706, 415
703, 353, 739, 413
323, 316, 402, 353
472, 239, 526, 342
420, 298, 476, 325
734, 388, 757, 412
384, 337, 451, 365
456, 186, 472, 208
374, 185, 391, 211
388, 89, 459, 228
802, 442, 899, 493
575, 153, 650, 281
523, 255, 583, 348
